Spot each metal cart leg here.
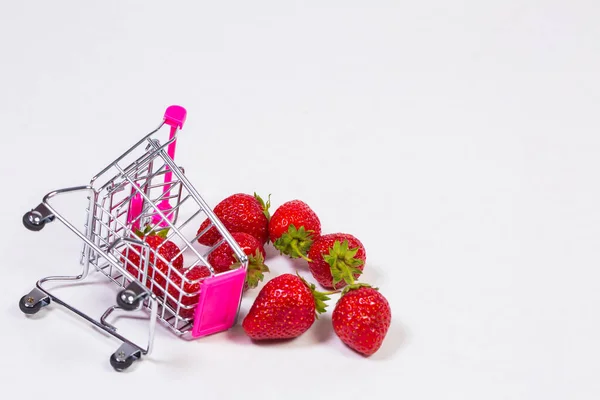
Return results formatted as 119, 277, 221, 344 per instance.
19, 278, 154, 372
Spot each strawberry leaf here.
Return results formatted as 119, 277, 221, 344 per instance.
134, 224, 170, 239
340, 282, 376, 297
254, 192, 271, 221
273, 224, 315, 261
324, 240, 364, 286
154, 227, 170, 239
297, 273, 332, 317
232, 248, 270, 289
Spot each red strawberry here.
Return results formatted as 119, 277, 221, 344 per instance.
166, 265, 211, 319
332, 284, 391, 356
269, 200, 321, 260
120, 229, 183, 297
207, 232, 269, 291
242, 273, 331, 340
197, 193, 270, 246
307, 233, 366, 290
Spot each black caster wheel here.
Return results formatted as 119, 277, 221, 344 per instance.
19, 295, 42, 315
110, 353, 136, 371
22, 213, 45, 232
116, 289, 141, 311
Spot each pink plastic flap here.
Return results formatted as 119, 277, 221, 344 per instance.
191, 267, 246, 338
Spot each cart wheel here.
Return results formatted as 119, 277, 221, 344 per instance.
19, 295, 42, 315
117, 289, 141, 311
22, 212, 45, 231
110, 353, 136, 371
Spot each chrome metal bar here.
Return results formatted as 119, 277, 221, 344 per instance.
111, 162, 213, 271
142, 194, 193, 228
35, 279, 155, 355
90, 121, 165, 187
152, 144, 249, 267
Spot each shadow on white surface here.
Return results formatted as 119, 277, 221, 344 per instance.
263, 243, 281, 260
10, 302, 56, 321
224, 321, 285, 346
220, 316, 409, 361
264, 245, 311, 273
309, 314, 336, 343
369, 320, 409, 361
223, 313, 337, 347
288, 256, 311, 273
330, 320, 409, 361
144, 350, 198, 372
359, 262, 385, 288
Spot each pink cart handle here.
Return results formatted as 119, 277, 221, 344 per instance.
161, 105, 187, 200
126, 106, 188, 230
163, 105, 187, 160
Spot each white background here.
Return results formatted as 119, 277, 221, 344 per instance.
1, 1, 599, 399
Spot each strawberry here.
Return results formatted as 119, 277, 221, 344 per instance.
197, 193, 270, 246
269, 200, 321, 260
307, 233, 366, 290
207, 231, 269, 291
120, 228, 183, 297
242, 273, 331, 340
166, 265, 211, 319
332, 284, 391, 356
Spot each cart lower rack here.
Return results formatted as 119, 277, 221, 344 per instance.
18, 105, 248, 371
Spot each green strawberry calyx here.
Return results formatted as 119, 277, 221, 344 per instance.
340, 282, 377, 297
324, 240, 364, 287
254, 192, 271, 221
297, 272, 335, 318
134, 225, 170, 239
231, 249, 270, 289
274, 224, 315, 261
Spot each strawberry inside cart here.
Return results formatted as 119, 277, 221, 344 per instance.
18, 106, 248, 371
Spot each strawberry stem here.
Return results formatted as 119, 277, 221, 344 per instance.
290, 240, 312, 262
340, 282, 376, 296
297, 273, 331, 318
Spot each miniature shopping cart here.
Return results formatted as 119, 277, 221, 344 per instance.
18, 105, 248, 371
